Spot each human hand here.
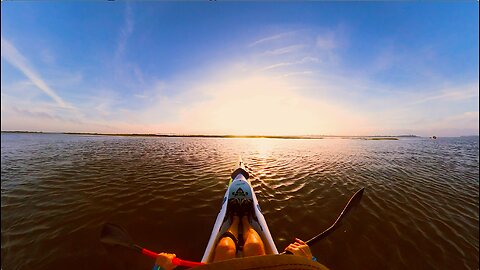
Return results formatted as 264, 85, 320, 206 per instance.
155, 252, 177, 270
284, 238, 313, 259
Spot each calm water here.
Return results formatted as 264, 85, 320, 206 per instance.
1, 133, 478, 270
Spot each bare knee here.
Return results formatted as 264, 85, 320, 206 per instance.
213, 238, 236, 261
243, 237, 266, 257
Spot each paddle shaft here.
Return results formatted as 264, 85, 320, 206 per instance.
132, 244, 205, 267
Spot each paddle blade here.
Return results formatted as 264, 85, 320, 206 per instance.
100, 223, 134, 248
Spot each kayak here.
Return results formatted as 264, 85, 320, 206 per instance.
201, 157, 278, 263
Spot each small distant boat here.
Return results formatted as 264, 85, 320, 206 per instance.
431, 136, 437, 139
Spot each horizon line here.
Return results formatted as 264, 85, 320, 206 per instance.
2, 130, 479, 138
1, 130, 431, 139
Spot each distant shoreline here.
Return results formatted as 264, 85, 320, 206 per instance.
0, 131, 425, 140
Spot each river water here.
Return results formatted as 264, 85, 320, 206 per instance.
1, 133, 478, 270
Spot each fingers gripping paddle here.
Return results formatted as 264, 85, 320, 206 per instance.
100, 223, 204, 268
282, 187, 365, 254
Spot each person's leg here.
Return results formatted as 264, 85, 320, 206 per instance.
242, 216, 266, 257
213, 216, 240, 262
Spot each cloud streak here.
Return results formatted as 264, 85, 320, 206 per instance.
260, 57, 319, 71
115, 4, 134, 58
265, 44, 304, 55
316, 33, 336, 50
1, 37, 69, 108
409, 84, 479, 105
249, 31, 296, 47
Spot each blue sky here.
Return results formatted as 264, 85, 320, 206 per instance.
1, 2, 478, 136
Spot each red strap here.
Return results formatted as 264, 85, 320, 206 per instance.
141, 248, 158, 259
141, 248, 205, 267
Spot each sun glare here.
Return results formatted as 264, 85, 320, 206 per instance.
173, 74, 368, 136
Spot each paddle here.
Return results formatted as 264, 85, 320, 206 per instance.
282, 187, 365, 254
100, 223, 205, 268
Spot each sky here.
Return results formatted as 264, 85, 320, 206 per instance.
1, 2, 478, 137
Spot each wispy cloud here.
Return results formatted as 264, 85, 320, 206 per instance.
414, 111, 479, 137
316, 32, 336, 50
134, 94, 148, 99
1, 37, 69, 108
260, 57, 319, 71
1, 87, 120, 133
115, 4, 134, 58
410, 84, 479, 105
249, 31, 296, 47
278, 70, 314, 78
265, 44, 304, 55
260, 62, 292, 71
443, 111, 479, 125
112, 4, 147, 89
1, 105, 118, 133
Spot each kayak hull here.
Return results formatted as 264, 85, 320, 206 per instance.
201, 158, 278, 263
